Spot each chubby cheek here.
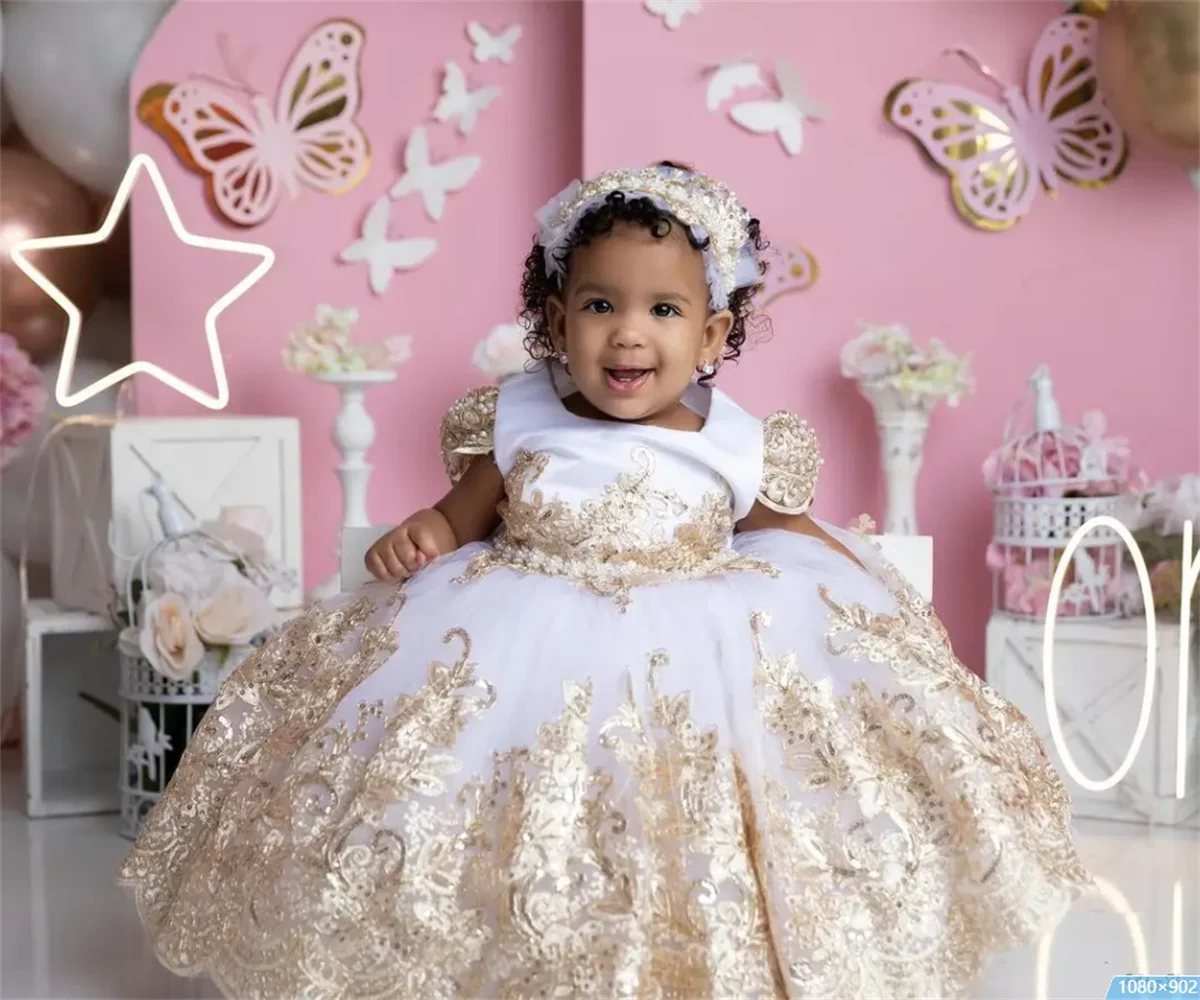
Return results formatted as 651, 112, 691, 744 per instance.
563, 320, 609, 367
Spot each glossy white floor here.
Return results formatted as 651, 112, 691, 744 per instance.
1, 752, 1196, 1000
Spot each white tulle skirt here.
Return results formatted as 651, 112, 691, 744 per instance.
119, 522, 1091, 1000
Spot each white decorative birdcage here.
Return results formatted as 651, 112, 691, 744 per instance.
118, 631, 252, 838
985, 366, 1134, 621
114, 450, 288, 839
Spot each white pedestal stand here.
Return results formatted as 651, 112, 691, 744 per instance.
858, 381, 934, 536
307, 370, 397, 603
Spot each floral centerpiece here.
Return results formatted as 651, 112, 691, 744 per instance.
282, 304, 412, 602
1115, 474, 1200, 617
127, 506, 289, 680
840, 322, 974, 409
1, 333, 49, 469
841, 321, 973, 534
282, 304, 411, 376
113, 507, 294, 813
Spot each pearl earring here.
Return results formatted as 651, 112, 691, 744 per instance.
556, 351, 569, 366
697, 360, 717, 377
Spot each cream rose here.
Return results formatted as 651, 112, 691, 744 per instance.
472, 321, 528, 381
193, 582, 274, 647
139, 593, 205, 680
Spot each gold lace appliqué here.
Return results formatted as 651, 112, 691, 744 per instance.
758, 410, 822, 515
439, 385, 499, 483
746, 576, 1091, 998
456, 445, 777, 609
119, 611, 784, 997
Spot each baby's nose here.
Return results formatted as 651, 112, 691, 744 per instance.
611, 321, 647, 348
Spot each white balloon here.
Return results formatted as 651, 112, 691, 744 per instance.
0, 353, 122, 567
0, 2, 10, 141
2, 0, 174, 193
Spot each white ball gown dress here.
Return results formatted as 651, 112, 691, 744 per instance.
119, 366, 1090, 1000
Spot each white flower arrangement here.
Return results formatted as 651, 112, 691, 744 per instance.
124, 508, 293, 681
282, 304, 413, 377
841, 321, 974, 408
472, 320, 531, 381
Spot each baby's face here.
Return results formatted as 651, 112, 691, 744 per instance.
547, 221, 731, 424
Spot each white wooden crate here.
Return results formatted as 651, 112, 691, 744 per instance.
47, 416, 303, 615
23, 599, 121, 818
986, 613, 1200, 827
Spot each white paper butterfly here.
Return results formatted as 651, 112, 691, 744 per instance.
389, 126, 481, 222
127, 706, 172, 783
730, 58, 827, 156
704, 58, 764, 112
467, 21, 522, 64
433, 60, 502, 137
339, 194, 438, 295
643, 0, 701, 30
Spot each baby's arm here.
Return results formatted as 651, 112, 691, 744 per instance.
736, 504, 864, 569
366, 385, 504, 583
734, 409, 863, 570
365, 455, 504, 582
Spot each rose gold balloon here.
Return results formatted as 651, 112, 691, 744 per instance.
92, 191, 131, 300
1097, 0, 1200, 166
0, 148, 103, 360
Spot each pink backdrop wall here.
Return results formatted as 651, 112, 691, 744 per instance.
583, 0, 1199, 671
130, 0, 1198, 673
128, 0, 581, 580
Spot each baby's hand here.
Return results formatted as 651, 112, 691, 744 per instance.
364, 510, 450, 582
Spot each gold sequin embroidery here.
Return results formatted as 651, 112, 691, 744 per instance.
745, 577, 1091, 998
456, 445, 777, 609
758, 410, 823, 515
439, 385, 499, 483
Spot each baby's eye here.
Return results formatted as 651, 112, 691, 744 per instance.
583, 299, 612, 314
651, 303, 681, 318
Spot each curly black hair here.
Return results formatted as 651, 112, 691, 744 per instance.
518, 161, 771, 385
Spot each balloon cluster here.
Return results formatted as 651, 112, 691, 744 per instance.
0, 0, 173, 361
1, 1, 174, 742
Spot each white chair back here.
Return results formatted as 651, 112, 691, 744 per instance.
340, 525, 934, 601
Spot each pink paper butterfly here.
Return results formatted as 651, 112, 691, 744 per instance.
760, 244, 820, 312
884, 14, 1128, 231
141, 20, 371, 228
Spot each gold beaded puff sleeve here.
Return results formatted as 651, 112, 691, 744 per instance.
757, 411, 823, 515
439, 386, 499, 483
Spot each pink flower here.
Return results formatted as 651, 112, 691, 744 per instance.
0, 334, 48, 469
1003, 559, 1053, 617
358, 334, 412, 370
985, 542, 1008, 572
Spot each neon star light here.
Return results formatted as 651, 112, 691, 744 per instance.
7, 152, 275, 410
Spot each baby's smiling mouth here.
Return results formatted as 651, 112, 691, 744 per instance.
604, 367, 653, 392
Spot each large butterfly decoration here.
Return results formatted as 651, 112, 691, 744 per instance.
137, 19, 371, 228
884, 13, 1128, 232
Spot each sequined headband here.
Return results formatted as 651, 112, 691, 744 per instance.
533, 165, 760, 311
